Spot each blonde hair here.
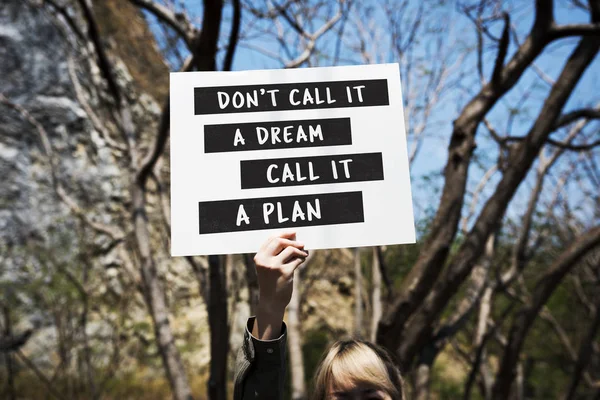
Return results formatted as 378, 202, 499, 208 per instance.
312, 339, 405, 400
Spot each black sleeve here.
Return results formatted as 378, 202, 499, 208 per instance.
233, 317, 287, 400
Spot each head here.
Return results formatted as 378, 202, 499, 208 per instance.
312, 339, 405, 400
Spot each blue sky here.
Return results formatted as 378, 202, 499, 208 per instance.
146, 0, 599, 233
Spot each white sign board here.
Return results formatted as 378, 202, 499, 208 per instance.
170, 64, 415, 256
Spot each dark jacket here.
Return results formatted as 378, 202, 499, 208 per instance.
233, 317, 287, 400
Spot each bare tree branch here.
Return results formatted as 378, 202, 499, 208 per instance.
378, 0, 560, 354
76, 1, 196, 397
371, 247, 383, 342
76, 0, 122, 105
45, 0, 85, 41
137, 56, 194, 187
563, 295, 600, 399
492, 226, 600, 399
545, 137, 600, 151
128, 0, 196, 47
500, 133, 600, 152
208, 254, 229, 400
67, 56, 126, 152
273, 1, 309, 39
463, 287, 494, 400
502, 119, 587, 286
0, 330, 33, 353
550, 22, 600, 39
387, 20, 600, 367
223, 0, 241, 71
285, 9, 343, 68
193, 0, 223, 71
555, 107, 600, 129
491, 12, 510, 86
461, 165, 498, 235
376, 246, 394, 300
434, 234, 495, 342
15, 349, 66, 400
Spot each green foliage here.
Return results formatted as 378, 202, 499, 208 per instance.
430, 374, 463, 400
283, 327, 330, 399
303, 328, 331, 394
383, 241, 423, 289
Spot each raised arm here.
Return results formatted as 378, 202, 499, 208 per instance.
253, 232, 307, 339
233, 232, 307, 400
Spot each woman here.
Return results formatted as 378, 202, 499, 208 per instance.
233, 232, 405, 400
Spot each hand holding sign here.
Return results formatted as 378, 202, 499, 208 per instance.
252, 232, 307, 339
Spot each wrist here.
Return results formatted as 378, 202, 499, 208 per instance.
257, 299, 286, 317
253, 302, 286, 340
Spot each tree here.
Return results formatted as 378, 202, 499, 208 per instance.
380, 0, 597, 342
2, 0, 599, 398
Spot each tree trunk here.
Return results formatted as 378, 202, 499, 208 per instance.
195, 3, 229, 392
77, 254, 97, 399
244, 254, 260, 315
414, 363, 431, 400
515, 363, 524, 400
187, 256, 209, 304
76, 0, 195, 397
392, 27, 600, 368
371, 247, 382, 342
414, 344, 438, 400
208, 255, 229, 400
288, 272, 306, 400
564, 294, 600, 400
3, 306, 16, 400
377, 1, 558, 353
492, 226, 600, 399
475, 288, 493, 400
354, 248, 363, 338
133, 183, 193, 400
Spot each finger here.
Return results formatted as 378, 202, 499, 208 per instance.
276, 246, 308, 264
260, 234, 279, 252
276, 246, 308, 263
267, 237, 304, 255
283, 256, 306, 275
277, 231, 296, 241
260, 233, 292, 254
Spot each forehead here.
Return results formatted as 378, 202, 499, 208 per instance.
329, 376, 376, 393
329, 385, 386, 400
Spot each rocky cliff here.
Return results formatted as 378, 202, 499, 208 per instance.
0, 1, 356, 397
